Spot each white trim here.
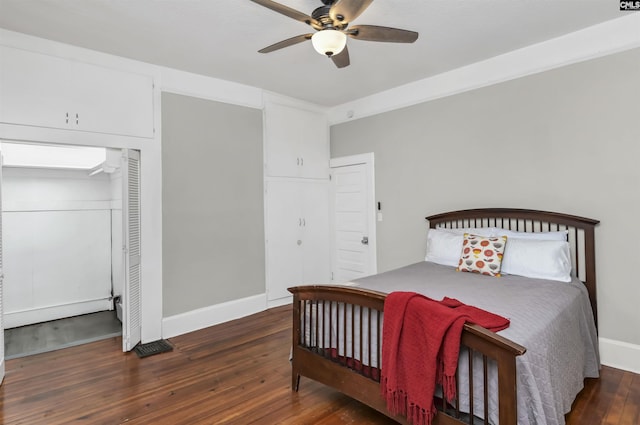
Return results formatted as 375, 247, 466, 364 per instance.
267, 295, 293, 309
330, 152, 373, 168
162, 293, 267, 339
160, 66, 263, 110
328, 14, 640, 125
0, 29, 162, 79
599, 337, 640, 374
2, 200, 112, 212
4, 298, 112, 329
329, 153, 378, 279
263, 92, 329, 114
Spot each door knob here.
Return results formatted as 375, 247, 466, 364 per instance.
361, 236, 369, 245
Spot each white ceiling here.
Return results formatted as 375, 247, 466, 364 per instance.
0, 0, 625, 106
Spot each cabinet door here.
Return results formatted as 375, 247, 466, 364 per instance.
72, 61, 154, 138
0, 46, 72, 130
298, 112, 329, 179
265, 180, 303, 301
265, 103, 301, 177
0, 46, 154, 138
300, 181, 331, 284
265, 103, 329, 179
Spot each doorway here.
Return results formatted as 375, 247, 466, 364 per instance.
0, 141, 140, 359
330, 153, 377, 282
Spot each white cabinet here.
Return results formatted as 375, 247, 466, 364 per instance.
0, 46, 154, 138
265, 179, 331, 301
265, 102, 329, 179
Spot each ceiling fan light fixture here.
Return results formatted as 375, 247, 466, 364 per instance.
311, 29, 346, 57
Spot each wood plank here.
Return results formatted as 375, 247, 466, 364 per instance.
619, 372, 640, 425
1, 305, 638, 424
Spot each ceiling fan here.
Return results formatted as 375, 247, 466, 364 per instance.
249, 0, 418, 68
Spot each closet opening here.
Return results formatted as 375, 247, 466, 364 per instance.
1, 141, 132, 358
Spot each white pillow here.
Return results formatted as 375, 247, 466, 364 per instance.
494, 229, 568, 241
501, 238, 572, 282
441, 227, 495, 237
425, 229, 464, 267
425, 228, 495, 267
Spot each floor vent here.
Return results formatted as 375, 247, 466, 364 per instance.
134, 339, 173, 358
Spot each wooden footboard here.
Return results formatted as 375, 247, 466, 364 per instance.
289, 285, 526, 425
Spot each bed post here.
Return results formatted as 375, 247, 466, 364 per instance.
291, 294, 301, 392
584, 225, 598, 328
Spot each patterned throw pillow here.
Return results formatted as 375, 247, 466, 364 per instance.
457, 234, 507, 277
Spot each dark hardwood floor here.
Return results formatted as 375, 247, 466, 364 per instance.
1, 305, 638, 424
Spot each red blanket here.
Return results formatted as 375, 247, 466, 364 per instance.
380, 292, 510, 425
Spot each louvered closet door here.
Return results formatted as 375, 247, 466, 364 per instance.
0, 148, 5, 383
122, 149, 141, 352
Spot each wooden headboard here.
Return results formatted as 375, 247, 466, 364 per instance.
426, 208, 600, 327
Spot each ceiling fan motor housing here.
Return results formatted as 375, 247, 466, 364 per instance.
312, 5, 344, 27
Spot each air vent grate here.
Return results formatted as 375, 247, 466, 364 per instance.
133, 339, 173, 358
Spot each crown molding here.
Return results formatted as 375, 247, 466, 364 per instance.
328, 14, 640, 126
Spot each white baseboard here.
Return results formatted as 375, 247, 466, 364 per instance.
267, 295, 292, 309
4, 299, 112, 328
599, 337, 640, 374
162, 293, 267, 339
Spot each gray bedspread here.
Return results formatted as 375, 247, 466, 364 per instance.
349, 261, 600, 425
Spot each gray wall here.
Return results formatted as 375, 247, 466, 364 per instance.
162, 93, 265, 316
330, 48, 640, 346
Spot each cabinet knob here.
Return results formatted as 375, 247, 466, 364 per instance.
297, 240, 302, 246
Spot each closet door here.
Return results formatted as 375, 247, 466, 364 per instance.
265, 180, 303, 301
122, 149, 141, 352
300, 181, 331, 284
0, 149, 5, 384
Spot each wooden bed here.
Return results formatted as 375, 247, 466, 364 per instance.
288, 208, 599, 425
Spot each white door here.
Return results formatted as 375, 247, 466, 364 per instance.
300, 181, 331, 284
265, 180, 331, 301
0, 148, 5, 383
265, 180, 303, 301
330, 154, 377, 282
122, 149, 141, 351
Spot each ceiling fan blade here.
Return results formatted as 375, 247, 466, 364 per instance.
258, 34, 313, 53
249, 0, 321, 29
348, 25, 419, 43
330, 0, 373, 24
331, 46, 350, 68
